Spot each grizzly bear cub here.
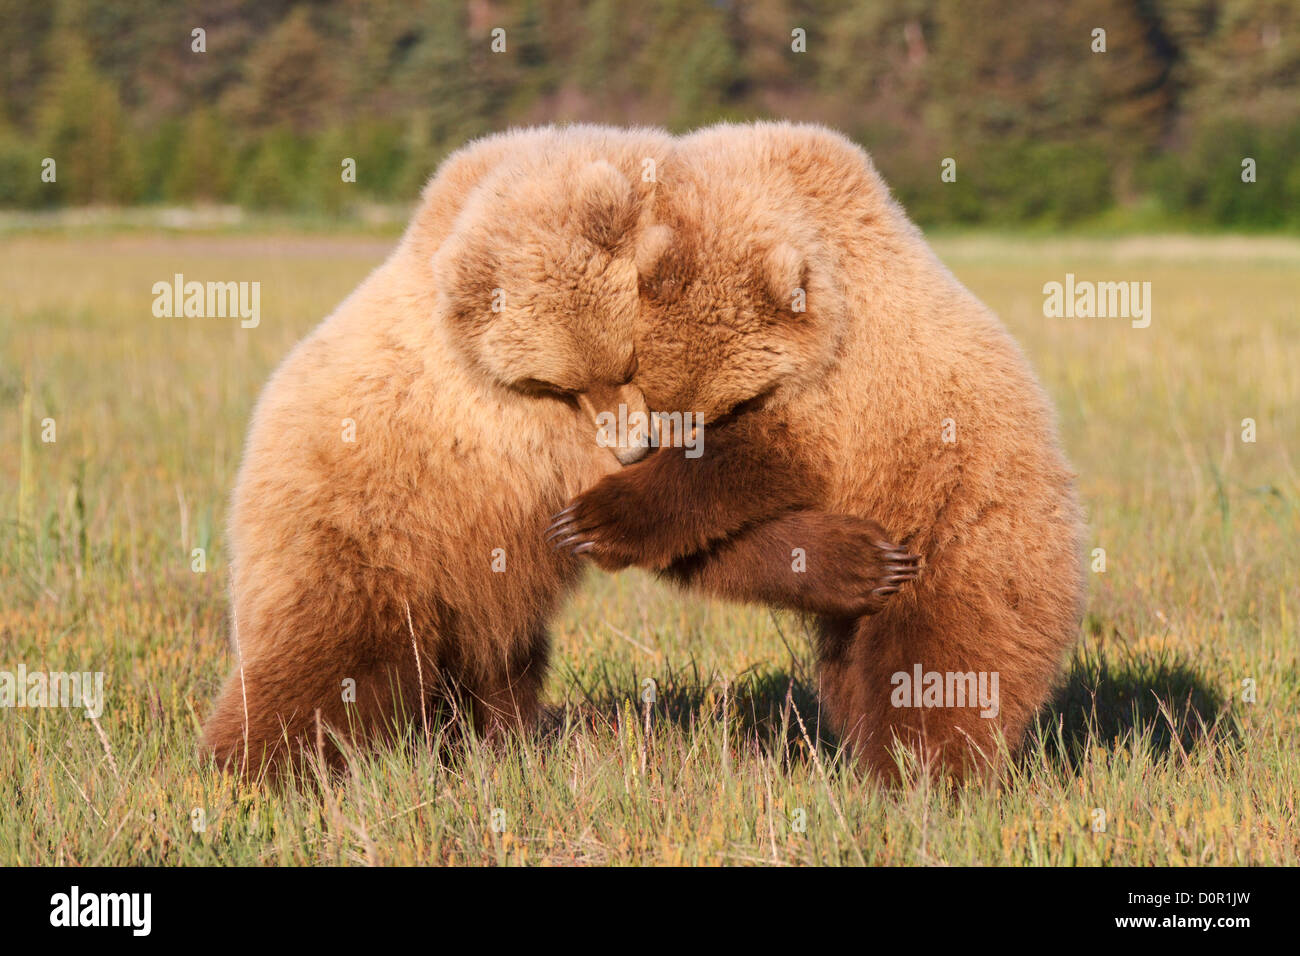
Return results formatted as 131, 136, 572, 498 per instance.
548, 122, 1085, 782
203, 126, 676, 775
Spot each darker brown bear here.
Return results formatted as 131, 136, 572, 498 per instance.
549, 122, 1085, 783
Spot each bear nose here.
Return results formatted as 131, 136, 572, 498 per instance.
578, 382, 653, 464
613, 442, 651, 465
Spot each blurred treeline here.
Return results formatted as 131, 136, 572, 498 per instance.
1, 0, 1298, 228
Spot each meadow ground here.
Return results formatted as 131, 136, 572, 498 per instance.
1, 231, 1296, 865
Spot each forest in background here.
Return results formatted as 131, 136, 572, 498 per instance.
1, 0, 1297, 228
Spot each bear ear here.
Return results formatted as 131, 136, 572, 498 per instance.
634, 224, 674, 280
575, 160, 637, 251
432, 233, 498, 323
761, 242, 809, 312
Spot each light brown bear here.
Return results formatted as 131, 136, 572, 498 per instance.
202, 126, 675, 774
203, 124, 917, 776
549, 122, 1086, 782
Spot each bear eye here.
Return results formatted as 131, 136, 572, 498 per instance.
516, 377, 576, 398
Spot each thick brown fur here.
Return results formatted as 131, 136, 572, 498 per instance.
202, 126, 682, 777
551, 122, 1086, 783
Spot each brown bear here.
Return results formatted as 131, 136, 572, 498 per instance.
548, 122, 1086, 782
203, 126, 678, 775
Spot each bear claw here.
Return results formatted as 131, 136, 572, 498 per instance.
544, 521, 571, 540
540, 509, 577, 538
549, 532, 583, 550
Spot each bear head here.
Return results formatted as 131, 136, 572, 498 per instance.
433, 153, 671, 463
630, 180, 849, 427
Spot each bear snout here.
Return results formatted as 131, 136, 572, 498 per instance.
578, 382, 655, 464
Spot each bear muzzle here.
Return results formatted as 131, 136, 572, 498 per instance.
577, 382, 656, 465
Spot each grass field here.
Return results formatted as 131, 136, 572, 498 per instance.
2, 231, 1297, 866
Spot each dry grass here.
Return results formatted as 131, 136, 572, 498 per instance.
1, 232, 1297, 865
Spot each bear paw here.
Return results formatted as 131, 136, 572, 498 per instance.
784, 514, 922, 618
545, 473, 688, 571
